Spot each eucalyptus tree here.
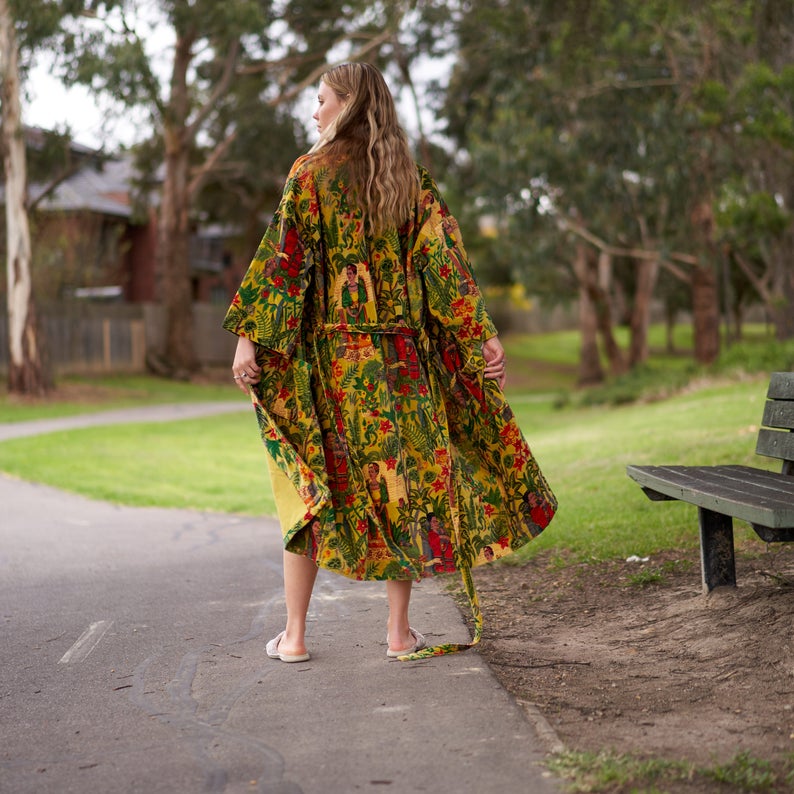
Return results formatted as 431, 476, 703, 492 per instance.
1, 0, 86, 396
442, 0, 783, 379
707, 1, 794, 340
59, 0, 415, 376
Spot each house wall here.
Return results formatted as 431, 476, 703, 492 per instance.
124, 208, 159, 302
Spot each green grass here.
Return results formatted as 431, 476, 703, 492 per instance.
0, 411, 275, 516
507, 375, 770, 562
0, 373, 236, 423
547, 749, 794, 793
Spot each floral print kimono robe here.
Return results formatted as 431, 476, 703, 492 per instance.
224, 154, 557, 659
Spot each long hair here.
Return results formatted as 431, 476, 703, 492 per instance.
309, 62, 420, 234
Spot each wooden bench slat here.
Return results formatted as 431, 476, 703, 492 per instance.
626, 464, 794, 528
760, 399, 794, 431
767, 372, 794, 400
755, 427, 794, 461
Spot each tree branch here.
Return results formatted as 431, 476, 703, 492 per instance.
27, 159, 85, 212
569, 76, 678, 102
186, 38, 241, 141
733, 250, 772, 303
269, 28, 397, 106
558, 215, 700, 271
187, 129, 239, 199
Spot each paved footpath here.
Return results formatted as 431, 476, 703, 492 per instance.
0, 404, 562, 794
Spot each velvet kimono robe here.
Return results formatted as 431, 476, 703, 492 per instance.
224, 154, 557, 657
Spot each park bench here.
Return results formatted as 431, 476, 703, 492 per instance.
626, 371, 794, 592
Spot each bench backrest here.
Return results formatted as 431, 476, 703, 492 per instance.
756, 371, 794, 475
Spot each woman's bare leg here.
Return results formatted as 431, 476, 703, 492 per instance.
278, 550, 318, 656
386, 579, 415, 652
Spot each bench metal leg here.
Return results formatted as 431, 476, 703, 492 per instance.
698, 507, 736, 592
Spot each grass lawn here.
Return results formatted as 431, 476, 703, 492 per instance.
0, 372, 236, 423
0, 335, 775, 561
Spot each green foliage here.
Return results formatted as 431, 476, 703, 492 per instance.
547, 748, 793, 793
624, 568, 664, 587
441, 0, 794, 344
716, 338, 794, 374
704, 751, 778, 791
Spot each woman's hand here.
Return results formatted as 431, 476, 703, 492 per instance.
232, 336, 262, 394
482, 335, 506, 389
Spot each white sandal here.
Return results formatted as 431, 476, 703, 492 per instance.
386, 628, 426, 658
266, 631, 311, 663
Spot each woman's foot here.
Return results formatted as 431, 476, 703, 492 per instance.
266, 631, 311, 663
386, 628, 426, 658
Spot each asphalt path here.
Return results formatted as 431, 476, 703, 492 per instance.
0, 405, 561, 793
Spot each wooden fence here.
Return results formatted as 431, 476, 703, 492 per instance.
0, 303, 235, 375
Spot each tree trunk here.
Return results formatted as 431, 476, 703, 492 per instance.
691, 264, 720, 364
159, 129, 197, 376
628, 257, 660, 367
573, 244, 605, 385
664, 303, 677, 353
593, 252, 626, 377
771, 240, 794, 341
1, 0, 52, 396
157, 29, 197, 377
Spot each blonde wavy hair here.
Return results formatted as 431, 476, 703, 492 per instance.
309, 62, 420, 234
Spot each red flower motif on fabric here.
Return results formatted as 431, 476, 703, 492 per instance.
531, 504, 552, 529
283, 226, 300, 259
431, 476, 447, 493
499, 424, 521, 447
385, 457, 397, 470
379, 419, 393, 433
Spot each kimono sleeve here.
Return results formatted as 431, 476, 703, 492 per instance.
223, 156, 316, 357
415, 173, 498, 353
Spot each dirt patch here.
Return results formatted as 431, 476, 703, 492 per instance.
468, 544, 794, 786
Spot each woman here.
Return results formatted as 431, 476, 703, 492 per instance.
225, 62, 556, 662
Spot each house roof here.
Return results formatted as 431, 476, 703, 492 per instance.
30, 156, 135, 219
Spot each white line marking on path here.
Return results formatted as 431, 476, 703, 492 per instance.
58, 620, 114, 664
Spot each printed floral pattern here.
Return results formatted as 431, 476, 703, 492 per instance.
224, 155, 557, 655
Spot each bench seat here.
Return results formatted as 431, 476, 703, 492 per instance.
626, 464, 794, 533
626, 372, 794, 592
